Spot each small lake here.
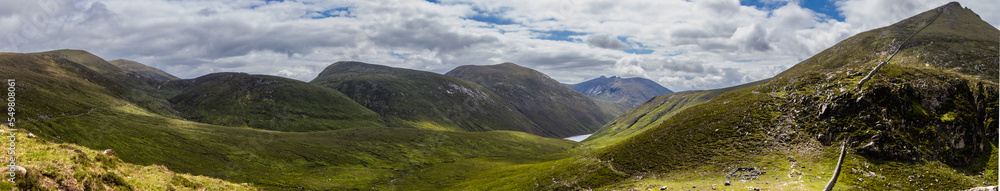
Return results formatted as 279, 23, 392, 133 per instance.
563, 134, 592, 142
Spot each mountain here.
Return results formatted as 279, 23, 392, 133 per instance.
446, 63, 621, 137
109, 59, 180, 81
309, 61, 550, 135
590, 2, 997, 190
3, 52, 578, 190
569, 76, 674, 109
167, 72, 385, 131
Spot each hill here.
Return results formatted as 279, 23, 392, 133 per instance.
30, 49, 179, 118
569, 76, 674, 109
308, 61, 553, 135
168, 72, 385, 131
446, 63, 621, 137
592, 2, 998, 190
582, 79, 766, 149
109, 59, 180, 81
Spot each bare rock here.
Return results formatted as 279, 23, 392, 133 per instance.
103, 149, 116, 156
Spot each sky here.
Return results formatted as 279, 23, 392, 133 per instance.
0, 0, 997, 91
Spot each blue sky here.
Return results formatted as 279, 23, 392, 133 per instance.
1, 0, 997, 91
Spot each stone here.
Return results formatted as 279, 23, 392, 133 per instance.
103, 149, 116, 156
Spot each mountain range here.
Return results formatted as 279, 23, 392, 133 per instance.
0, 2, 995, 190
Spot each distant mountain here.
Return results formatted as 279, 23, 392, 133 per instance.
569, 76, 673, 109
168, 72, 385, 131
109, 59, 180, 81
446, 63, 621, 137
309, 61, 549, 135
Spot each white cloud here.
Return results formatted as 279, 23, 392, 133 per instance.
0, 0, 996, 91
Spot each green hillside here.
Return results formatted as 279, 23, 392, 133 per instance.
582, 79, 767, 149
30, 49, 179, 118
309, 61, 548, 135
446, 63, 620, 138
168, 72, 385, 131
109, 59, 180, 81
591, 2, 998, 190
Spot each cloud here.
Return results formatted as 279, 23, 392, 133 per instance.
0, 0, 996, 91
585, 34, 628, 49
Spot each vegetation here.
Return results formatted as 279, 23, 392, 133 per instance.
446, 63, 620, 138
168, 72, 385, 131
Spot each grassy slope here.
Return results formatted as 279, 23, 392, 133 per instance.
108, 59, 180, 81
590, 2, 998, 190
0, 125, 254, 190
582, 79, 767, 150
446, 63, 620, 138
309, 61, 546, 135
168, 72, 385, 132
3, 52, 579, 190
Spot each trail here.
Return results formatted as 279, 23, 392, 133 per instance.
856, 8, 944, 90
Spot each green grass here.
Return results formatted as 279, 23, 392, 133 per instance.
168, 72, 385, 131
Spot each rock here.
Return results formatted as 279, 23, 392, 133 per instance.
8, 165, 25, 175
660, 186, 668, 190
966, 186, 998, 191
103, 149, 116, 156
725, 180, 731, 186
26, 133, 35, 138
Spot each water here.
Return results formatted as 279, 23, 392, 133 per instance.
563, 134, 592, 142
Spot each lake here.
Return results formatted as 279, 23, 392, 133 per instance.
563, 134, 592, 142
